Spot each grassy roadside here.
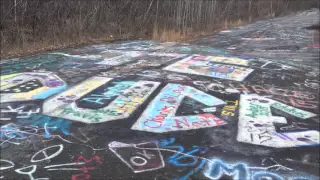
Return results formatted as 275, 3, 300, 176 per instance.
0, 14, 278, 60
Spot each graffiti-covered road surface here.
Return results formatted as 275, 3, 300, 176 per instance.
1, 9, 319, 180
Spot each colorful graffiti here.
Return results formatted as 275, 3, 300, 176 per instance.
131, 83, 226, 133
164, 55, 254, 81
0, 72, 67, 103
237, 94, 319, 148
43, 77, 160, 123
108, 141, 165, 173
0, 9, 319, 180
204, 158, 319, 180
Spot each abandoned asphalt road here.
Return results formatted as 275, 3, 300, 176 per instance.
0, 9, 319, 180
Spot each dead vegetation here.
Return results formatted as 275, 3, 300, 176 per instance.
0, 0, 318, 59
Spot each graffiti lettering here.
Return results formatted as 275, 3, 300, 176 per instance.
237, 94, 319, 147
164, 55, 254, 81
108, 141, 165, 173
221, 100, 238, 116
204, 159, 249, 180
71, 155, 102, 180
44, 79, 160, 123
159, 138, 208, 180
131, 84, 226, 133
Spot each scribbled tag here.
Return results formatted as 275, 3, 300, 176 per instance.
237, 94, 319, 148
108, 141, 165, 173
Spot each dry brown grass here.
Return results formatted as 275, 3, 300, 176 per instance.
151, 17, 252, 43
0, 0, 318, 59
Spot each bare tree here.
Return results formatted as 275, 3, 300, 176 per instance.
0, 0, 318, 58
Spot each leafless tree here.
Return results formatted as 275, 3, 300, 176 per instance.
0, 0, 318, 58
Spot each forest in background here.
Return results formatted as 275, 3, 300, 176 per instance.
1, 0, 319, 59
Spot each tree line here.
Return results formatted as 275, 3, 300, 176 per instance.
0, 0, 318, 58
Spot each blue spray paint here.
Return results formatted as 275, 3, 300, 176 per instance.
203, 159, 312, 180
33, 84, 68, 99
0, 124, 30, 140
252, 171, 283, 180
159, 138, 208, 180
174, 159, 207, 180
159, 138, 184, 161
17, 114, 72, 136
169, 147, 202, 167
204, 159, 249, 180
